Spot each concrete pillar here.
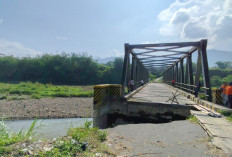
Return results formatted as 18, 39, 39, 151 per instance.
93, 84, 122, 129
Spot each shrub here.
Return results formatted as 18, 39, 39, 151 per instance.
31, 94, 41, 99
0, 95, 7, 100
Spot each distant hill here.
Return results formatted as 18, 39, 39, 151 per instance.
206, 49, 232, 67
95, 49, 232, 67
95, 57, 115, 64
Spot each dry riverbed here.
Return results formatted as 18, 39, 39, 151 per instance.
0, 97, 93, 120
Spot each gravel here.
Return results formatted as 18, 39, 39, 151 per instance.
0, 97, 93, 120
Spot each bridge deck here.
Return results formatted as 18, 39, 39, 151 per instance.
129, 83, 196, 105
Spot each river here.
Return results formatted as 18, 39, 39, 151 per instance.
4, 118, 93, 139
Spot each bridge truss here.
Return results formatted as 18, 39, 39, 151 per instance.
121, 39, 212, 101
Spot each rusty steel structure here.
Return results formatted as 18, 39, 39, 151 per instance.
121, 39, 212, 101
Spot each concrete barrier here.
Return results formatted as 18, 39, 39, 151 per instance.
93, 84, 121, 128
212, 89, 223, 104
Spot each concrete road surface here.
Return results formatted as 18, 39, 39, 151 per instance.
129, 83, 196, 105
107, 120, 226, 157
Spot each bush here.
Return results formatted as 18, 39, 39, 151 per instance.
30, 94, 41, 99
0, 95, 7, 100
39, 121, 111, 156
51, 92, 70, 97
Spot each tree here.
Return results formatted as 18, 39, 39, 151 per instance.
222, 75, 232, 84
215, 61, 232, 69
210, 75, 222, 88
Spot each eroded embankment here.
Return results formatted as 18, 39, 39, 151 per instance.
0, 97, 93, 120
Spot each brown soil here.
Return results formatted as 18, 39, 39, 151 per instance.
0, 97, 93, 120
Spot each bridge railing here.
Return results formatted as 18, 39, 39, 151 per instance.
166, 81, 210, 98
163, 40, 212, 102
166, 81, 225, 106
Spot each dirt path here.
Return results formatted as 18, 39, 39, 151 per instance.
0, 97, 93, 120
106, 121, 226, 157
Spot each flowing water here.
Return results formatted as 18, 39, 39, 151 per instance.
4, 118, 93, 139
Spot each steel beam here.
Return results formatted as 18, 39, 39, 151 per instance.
140, 56, 180, 60
144, 63, 173, 66
188, 54, 194, 92
172, 66, 175, 81
141, 58, 178, 62
175, 63, 179, 83
131, 56, 135, 80
129, 41, 200, 49
184, 57, 189, 91
138, 53, 182, 60
200, 39, 212, 101
135, 60, 139, 86
195, 50, 202, 87
134, 46, 181, 51
180, 59, 184, 88
135, 49, 187, 55
142, 60, 175, 64
121, 44, 130, 96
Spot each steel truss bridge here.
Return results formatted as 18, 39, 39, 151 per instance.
121, 39, 212, 101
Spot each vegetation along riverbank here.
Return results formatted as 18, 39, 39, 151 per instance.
0, 120, 114, 156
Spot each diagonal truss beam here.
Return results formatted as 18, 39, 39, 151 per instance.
135, 50, 187, 55
129, 41, 200, 49
137, 52, 187, 57
134, 46, 188, 55
143, 63, 173, 66
138, 54, 182, 60
144, 65, 171, 68
142, 62, 175, 65
134, 46, 181, 51
139, 56, 180, 60
140, 58, 177, 62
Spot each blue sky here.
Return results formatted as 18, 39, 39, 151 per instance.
0, 0, 231, 58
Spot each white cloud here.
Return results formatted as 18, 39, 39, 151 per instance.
112, 49, 123, 57
56, 36, 68, 40
0, 18, 3, 24
158, 0, 232, 51
141, 41, 155, 44
0, 39, 43, 57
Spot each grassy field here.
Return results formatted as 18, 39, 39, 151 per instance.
0, 82, 93, 100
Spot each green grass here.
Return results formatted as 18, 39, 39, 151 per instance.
38, 121, 112, 157
187, 115, 199, 124
198, 93, 206, 99
0, 119, 38, 155
220, 111, 232, 122
0, 120, 112, 156
0, 82, 93, 99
